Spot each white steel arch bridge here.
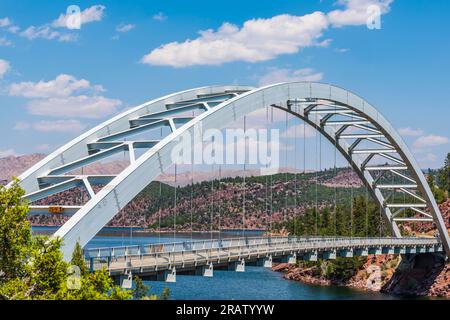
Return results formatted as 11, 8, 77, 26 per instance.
10, 82, 450, 260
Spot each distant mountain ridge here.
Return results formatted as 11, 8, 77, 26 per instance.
0, 153, 310, 186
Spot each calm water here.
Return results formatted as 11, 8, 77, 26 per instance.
33, 226, 398, 300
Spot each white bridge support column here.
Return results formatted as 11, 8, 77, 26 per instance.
339, 248, 354, 258
228, 259, 245, 272
257, 255, 273, 268
302, 251, 317, 262
322, 250, 337, 260
354, 248, 369, 257
157, 267, 176, 283
394, 246, 406, 255
382, 246, 395, 255
120, 271, 132, 289
196, 263, 213, 277
369, 247, 382, 255
282, 253, 298, 264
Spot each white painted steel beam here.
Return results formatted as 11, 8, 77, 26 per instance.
11, 83, 449, 259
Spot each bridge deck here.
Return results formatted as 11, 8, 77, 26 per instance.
85, 236, 443, 280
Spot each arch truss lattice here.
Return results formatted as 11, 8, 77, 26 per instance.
11, 83, 450, 259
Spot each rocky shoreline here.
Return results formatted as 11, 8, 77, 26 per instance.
272, 254, 450, 298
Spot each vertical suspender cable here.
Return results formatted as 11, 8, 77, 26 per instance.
270, 107, 274, 235
242, 116, 246, 239
191, 111, 195, 242
218, 165, 222, 241
334, 105, 338, 237
366, 181, 369, 237
211, 164, 214, 241
303, 116, 306, 236
265, 104, 269, 236
294, 115, 298, 237
285, 112, 288, 225
315, 112, 319, 236
159, 181, 162, 244
174, 164, 177, 242
190, 160, 194, 242
350, 113, 354, 238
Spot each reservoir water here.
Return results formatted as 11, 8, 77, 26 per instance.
33, 226, 399, 300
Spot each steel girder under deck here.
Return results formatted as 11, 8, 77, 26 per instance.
11, 82, 450, 259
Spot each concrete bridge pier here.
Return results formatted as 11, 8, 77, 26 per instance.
354, 248, 368, 257
302, 251, 317, 262
339, 248, 354, 258
394, 246, 406, 255
257, 255, 273, 268
282, 253, 297, 264
382, 246, 395, 255
195, 263, 213, 277
406, 247, 417, 255
322, 250, 337, 260
369, 246, 382, 255
228, 259, 245, 272
120, 271, 133, 289
157, 267, 176, 282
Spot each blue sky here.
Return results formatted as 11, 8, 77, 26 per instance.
0, 0, 449, 169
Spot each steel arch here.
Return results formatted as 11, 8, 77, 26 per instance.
12, 82, 450, 259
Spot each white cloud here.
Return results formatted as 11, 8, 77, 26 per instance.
20, 25, 77, 42
32, 120, 87, 133
0, 17, 11, 27
52, 5, 106, 29
9, 74, 101, 98
413, 135, 450, 149
335, 48, 349, 53
35, 144, 51, 151
258, 68, 323, 86
116, 23, 135, 33
153, 12, 167, 21
17, 5, 105, 42
281, 123, 316, 138
398, 127, 424, 137
9, 74, 121, 119
0, 149, 17, 158
328, 0, 393, 27
0, 59, 10, 78
142, 12, 329, 67
142, 1, 393, 67
8, 25, 20, 34
27, 95, 121, 119
13, 122, 30, 131
14, 120, 87, 133
0, 37, 13, 47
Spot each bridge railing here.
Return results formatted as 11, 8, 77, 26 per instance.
84, 236, 441, 262
87, 236, 442, 272
84, 236, 341, 259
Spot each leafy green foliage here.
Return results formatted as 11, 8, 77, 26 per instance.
0, 179, 32, 283
427, 153, 450, 204
70, 242, 86, 275
0, 181, 170, 300
133, 276, 149, 300
160, 287, 170, 300
278, 195, 390, 237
